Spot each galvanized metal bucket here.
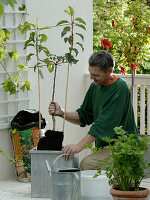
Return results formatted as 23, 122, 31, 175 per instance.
45, 154, 81, 200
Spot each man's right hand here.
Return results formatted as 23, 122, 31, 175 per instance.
48, 101, 64, 117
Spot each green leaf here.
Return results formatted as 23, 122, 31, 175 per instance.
25, 81, 31, 90
1, 0, 17, 9
12, 74, 20, 81
26, 53, 34, 63
68, 6, 74, 16
34, 65, 37, 72
0, 29, 5, 40
64, 37, 68, 43
0, 48, 6, 61
18, 25, 23, 34
76, 33, 84, 41
64, 9, 70, 15
39, 34, 47, 42
64, 26, 71, 31
0, 3, 4, 18
18, 4, 26, 11
1, 78, 18, 95
30, 32, 35, 43
72, 58, 79, 64
20, 84, 25, 92
38, 45, 50, 56
73, 48, 79, 56
61, 29, 68, 38
3, 29, 11, 40
24, 40, 34, 49
76, 42, 84, 51
76, 24, 86, 31
48, 64, 54, 73
20, 22, 36, 34
56, 20, 69, 26
68, 36, 73, 45
75, 17, 86, 25
17, 64, 28, 71
8, 51, 19, 61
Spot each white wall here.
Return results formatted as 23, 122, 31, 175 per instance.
27, 0, 93, 161
0, 0, 93, 179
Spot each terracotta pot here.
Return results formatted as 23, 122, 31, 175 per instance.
110, 187, 150, 200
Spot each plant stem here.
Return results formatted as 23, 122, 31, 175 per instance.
52, 64, 57, 131
131, 67, 135, 104
0, 61, 11, 78
35, 18, 41, 134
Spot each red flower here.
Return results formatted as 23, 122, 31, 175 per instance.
101, 38, 112, 51
148, 27, 150, 32
112, 20, 115, 27
120, 66, 126, 75
116, 30, 118, 32
132, 17, 138, 30
121, 26, 123, 30
133, 64, 137, 70
130, 41, 132, 47
127, 60, 129, 64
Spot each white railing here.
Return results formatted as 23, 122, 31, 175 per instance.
85, 73, 150, 135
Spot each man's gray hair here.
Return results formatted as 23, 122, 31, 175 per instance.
88, 50, 115, 73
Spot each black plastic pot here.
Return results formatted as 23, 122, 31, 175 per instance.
37, 130, 64, 151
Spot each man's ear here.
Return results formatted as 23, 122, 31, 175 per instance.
108, 67, 113, 75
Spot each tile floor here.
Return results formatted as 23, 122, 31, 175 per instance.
0, 178, 150, 200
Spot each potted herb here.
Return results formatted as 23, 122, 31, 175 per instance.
93, 126, 150, 199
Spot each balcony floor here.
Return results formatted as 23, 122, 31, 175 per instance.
0, 178, 150, 200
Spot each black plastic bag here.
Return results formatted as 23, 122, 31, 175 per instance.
11, 109, 46, 130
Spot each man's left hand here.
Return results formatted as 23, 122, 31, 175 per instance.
61, 144, 82, 159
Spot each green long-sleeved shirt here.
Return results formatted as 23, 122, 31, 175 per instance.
76, 77, 138, 148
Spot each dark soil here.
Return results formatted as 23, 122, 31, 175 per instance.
114, 186, 146, 191
37, 130, 64, 151
59, 169, 80, 172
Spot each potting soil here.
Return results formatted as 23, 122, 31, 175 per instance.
37, 130, 64, 150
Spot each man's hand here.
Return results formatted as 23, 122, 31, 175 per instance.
48, 101, 64, 117
61, 144, 82, 159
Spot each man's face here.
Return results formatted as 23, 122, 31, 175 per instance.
89, 66, 112, 86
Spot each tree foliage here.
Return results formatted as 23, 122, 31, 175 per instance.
0, 5, 86, 95
93, 0, 150, 74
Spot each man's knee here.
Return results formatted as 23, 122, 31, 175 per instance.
80, 149, 111, 170
80, 155, 101, 170
80, 156, 93, 170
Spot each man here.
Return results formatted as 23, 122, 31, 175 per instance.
48, 50, 138, 170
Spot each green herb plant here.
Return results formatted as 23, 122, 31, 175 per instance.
88, 126, 150, 191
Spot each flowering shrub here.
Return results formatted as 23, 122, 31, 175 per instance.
93, 0, 150, 75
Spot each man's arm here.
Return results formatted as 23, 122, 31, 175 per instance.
61, 133, 97, 155
60, 111, 81, 125
48, 101, 81, 125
